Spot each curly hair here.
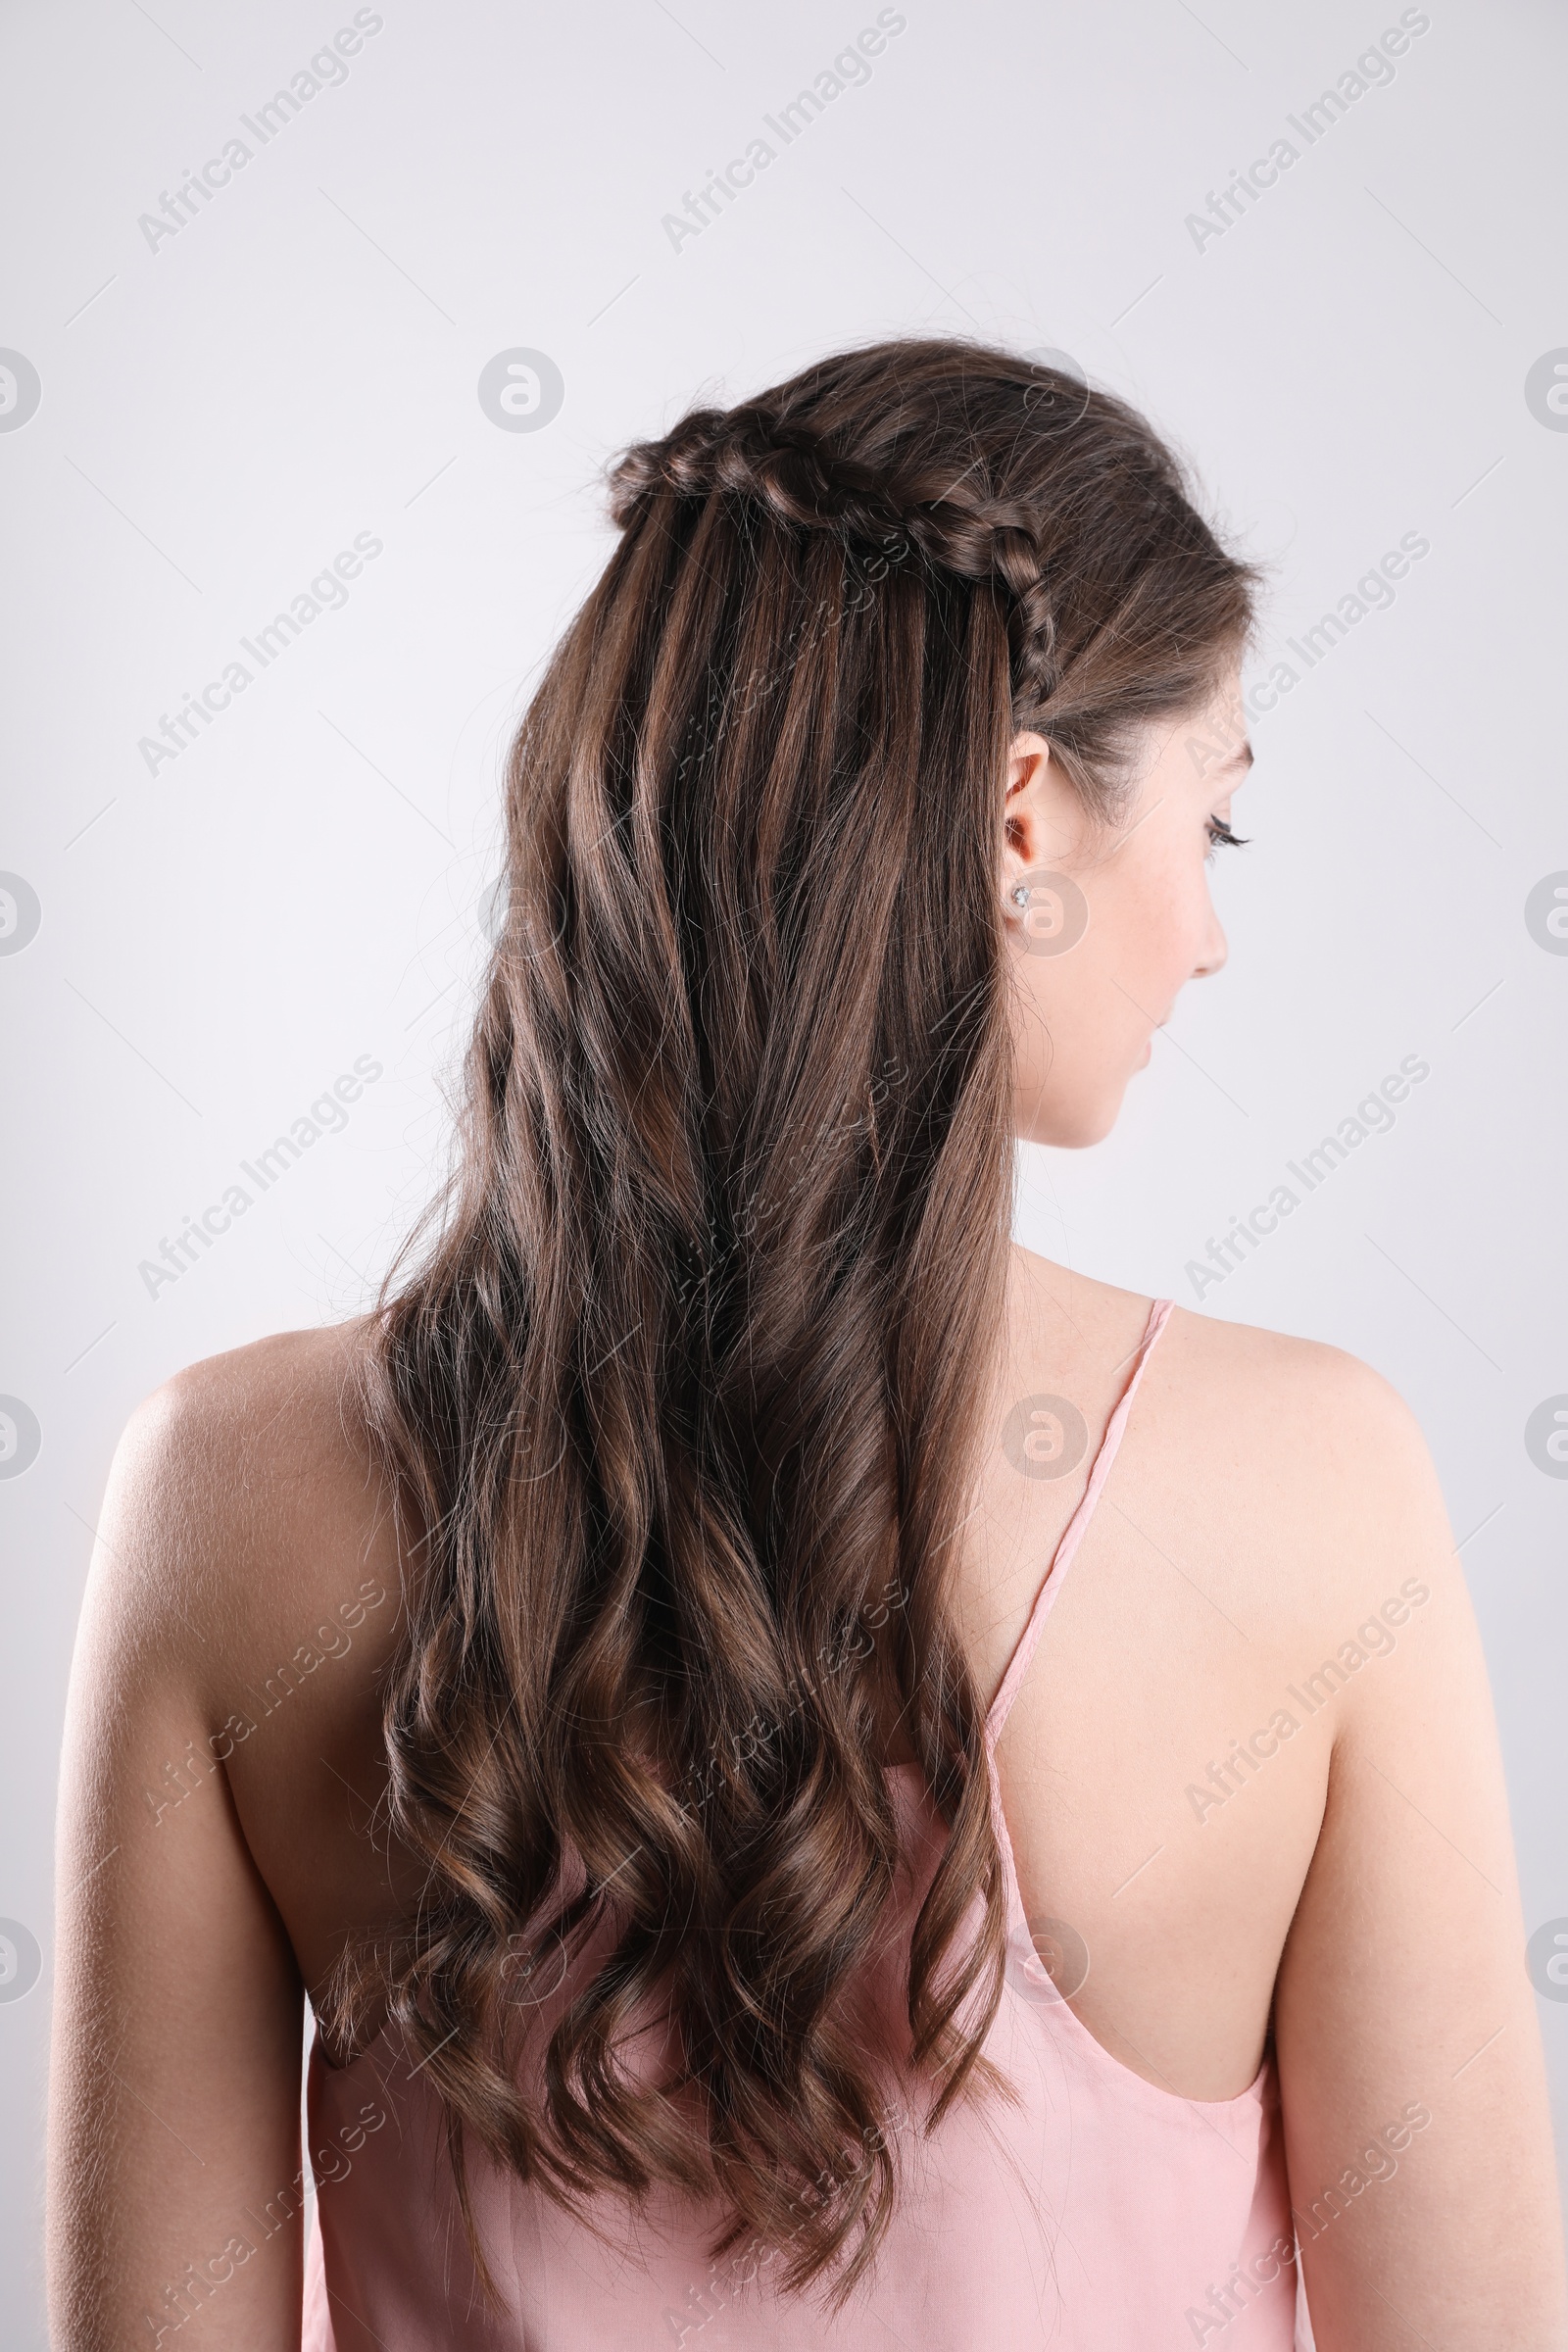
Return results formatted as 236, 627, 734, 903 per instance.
327, 336, 1258, 2310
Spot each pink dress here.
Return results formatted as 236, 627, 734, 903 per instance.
302, 1298, 1312, 2348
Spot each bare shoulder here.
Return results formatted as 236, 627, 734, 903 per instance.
86, 1320, 401, 1711
1154, 1298, 1426, 1452
1132, 1301, 1462, 1673
1011, 1244, 1427, 1469
1152, 1301, 1440, 1501
122, 1315, 375, 1492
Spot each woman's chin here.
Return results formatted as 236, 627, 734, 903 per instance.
1016, 1090, 1126, 1150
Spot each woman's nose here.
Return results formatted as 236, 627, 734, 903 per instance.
1194, 906, 1229, 980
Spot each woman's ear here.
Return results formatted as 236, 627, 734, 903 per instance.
1000, 731, 1084, 906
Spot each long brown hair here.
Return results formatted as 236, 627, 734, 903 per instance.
336, 337, 1257, 2304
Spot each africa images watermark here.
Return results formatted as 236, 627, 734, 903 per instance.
664, 2093, 912, 2346
140, 2096, 388, 2346
1182, 2096, 1432, 2340
0, 1919, 43, 2004
142, 1577, 388, 1829
136, 532, 383, 777
662, 8, 908, 253
137, 1054, 382, 1299
1184, 8, 1433, 255
1182, 530, 1431, 726
674, 1574, 907, 1826
1183, 1577, 1432, 1826
1182, 1054, 1431, 1303
136, 11, 386, 255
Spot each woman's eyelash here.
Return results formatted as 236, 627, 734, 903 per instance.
1205, 817, 1250, 853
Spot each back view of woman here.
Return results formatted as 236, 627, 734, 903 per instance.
47, 341, 1565, 2350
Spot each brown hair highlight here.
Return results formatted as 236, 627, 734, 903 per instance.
328, 336, 1258, 2308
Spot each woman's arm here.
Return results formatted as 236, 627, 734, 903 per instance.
48, 1378, 308, 2351
1274, 1366, 1567, 2348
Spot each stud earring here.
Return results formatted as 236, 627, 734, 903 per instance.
1010, 884, 1030, 907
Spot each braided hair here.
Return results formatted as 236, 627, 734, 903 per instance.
604, 350, 1241, 812
339, 337, 1258, 2313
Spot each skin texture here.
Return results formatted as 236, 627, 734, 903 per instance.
47, 678, 1567, 2348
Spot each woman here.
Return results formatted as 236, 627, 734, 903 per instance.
48, 340, 1564, 2350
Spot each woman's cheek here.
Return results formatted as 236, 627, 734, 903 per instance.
1154, 860, 1215, 990
1107, 878, 1174, 1006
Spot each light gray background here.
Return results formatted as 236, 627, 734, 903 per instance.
2, 0, 1564, 2336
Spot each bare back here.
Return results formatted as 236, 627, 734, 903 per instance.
47, 1249, 1565, 2349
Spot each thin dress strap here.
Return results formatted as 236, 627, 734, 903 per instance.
985, 1298, 1174, 1746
